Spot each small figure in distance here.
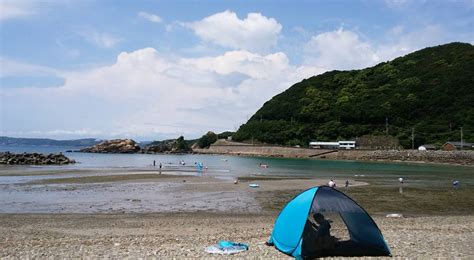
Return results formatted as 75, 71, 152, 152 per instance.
398, 177, 404, 184
452, 180, 460, 189
153, 160, 156, 167
345, 179, 349, 190
159, 162, 162, 170
259, 163, 268, 168
328, 179, 336, 188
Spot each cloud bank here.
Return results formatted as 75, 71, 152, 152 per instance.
2, 9, 468, 140
2, 47, 323, 139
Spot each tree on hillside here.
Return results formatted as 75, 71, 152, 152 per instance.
197, 131, 218, 148
174, 136, 191, 152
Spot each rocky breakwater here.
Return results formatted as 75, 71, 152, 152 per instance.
0, 152, 75, 165
360, 150, 474, 165
80, 139, 141, 153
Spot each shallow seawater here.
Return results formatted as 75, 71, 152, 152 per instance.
0, 146, 473, 214
0, 181, 260, 214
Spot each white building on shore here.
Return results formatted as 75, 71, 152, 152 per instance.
309, 140, 356, 149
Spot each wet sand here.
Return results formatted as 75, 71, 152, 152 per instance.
0, 166, 367, 214
0, 168, 473, 258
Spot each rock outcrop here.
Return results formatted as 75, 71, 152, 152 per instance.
142, 136, 191, 154
0, 152, 75, 165
80, 139, 141, 153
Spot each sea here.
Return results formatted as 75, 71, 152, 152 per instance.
1, 145, 472, 213
1, 144, 472, 183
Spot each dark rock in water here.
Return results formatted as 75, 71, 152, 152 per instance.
0, 152, 76, 165
80, 139, 141, 153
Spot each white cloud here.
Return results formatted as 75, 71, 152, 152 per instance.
183, 50, 290, 79
0, 57, 61, 77
302, 26, 462, 71
0, 129, 104, 138
376, 25, 450, 61
186, 10, 282, 52
0, 0, 35, 21
2, 48, 323, 139
304, 28, 380, 70
79, 31, 121, 48
138, 11, 162, 23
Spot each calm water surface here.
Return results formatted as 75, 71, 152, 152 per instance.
1, 145, 472, 184
1, 145, 472, 213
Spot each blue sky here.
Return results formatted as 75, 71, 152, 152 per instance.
1, 0, 473, 141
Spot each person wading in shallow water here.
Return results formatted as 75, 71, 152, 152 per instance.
399, 177, 404, 184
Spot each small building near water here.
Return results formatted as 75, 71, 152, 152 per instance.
309, 140, 356, 149
441, 141, 474, 151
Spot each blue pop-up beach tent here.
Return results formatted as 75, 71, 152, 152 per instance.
268, 186, 391, 258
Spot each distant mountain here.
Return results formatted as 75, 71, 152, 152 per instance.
234, 42, 474, 148
0, 136, 101, 147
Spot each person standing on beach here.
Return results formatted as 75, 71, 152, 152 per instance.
153, 160, 156, 166
345, 180, 349, 190
159, 162, 162, 170
398, 177, 404, 184
328, 179, 336, 188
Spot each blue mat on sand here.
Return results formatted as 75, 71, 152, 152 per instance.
205, 240, 249, 255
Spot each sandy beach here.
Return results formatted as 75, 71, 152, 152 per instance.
1, 213, 473, 258
0, 167, 473, 258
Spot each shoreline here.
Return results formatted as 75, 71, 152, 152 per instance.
2, 146, 473, 167
193, 147, 474, 166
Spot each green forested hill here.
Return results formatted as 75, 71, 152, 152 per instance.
234, 42, 474, 148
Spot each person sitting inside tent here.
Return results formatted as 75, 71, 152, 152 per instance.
302, 212, 335, 256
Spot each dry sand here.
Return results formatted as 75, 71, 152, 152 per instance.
1, 213, 473, 259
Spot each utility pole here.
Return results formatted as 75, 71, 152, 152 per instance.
385, 117, 388, 135
411, 128, 415, 150
460, 127, 463, 151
